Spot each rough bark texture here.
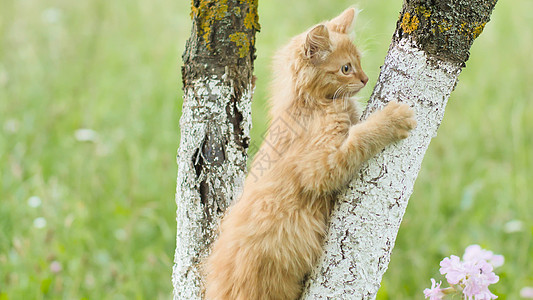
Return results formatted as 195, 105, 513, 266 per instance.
302, 1, 497, 299
172, 1, 259, 299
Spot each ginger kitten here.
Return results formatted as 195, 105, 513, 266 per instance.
204, 8, 416, 300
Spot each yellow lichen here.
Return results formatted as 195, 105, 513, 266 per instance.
438, 20, 452, 32
190, 0, 259, 51
400, 12, 419, 34
458, 21, 487, 39
472, 22, 486, 39
400, 13, 410, 32
190, 0, 197, 19
229, 32, 250, 58
240, 0, 260, 31
191, 0, 229, 50
243, 10, 257, 30
460, 23, 467, 33
415, 5, 431, 19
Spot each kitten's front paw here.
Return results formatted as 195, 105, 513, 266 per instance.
382, 101, 417, 140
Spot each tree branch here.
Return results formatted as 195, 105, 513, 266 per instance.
302, 0, 497, 298
172, 1, 259, 298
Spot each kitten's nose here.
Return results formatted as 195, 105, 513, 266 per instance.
361, 74, 369, 86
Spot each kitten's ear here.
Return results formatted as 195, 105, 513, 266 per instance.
304, 24, 331, 62
328, 7, 356, 34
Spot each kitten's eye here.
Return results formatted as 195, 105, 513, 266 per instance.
341, 63, 352, 75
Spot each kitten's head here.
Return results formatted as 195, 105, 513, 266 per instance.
274, 8, 368, 106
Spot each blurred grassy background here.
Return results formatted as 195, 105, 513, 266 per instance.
0, 0, 531, 299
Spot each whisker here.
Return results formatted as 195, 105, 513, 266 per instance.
341, 89, 350, 110
333, 85, 348, 101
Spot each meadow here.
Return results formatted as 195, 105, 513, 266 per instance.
0, 0, 531, 298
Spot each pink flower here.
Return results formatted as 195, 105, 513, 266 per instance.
468, 289, 498, 300
520, 287, 533, 298
462, 260, 498, 299
446, 260, 499, 300
50, 261, 62, 273
437, 246, 502, 300
439, 255, 465, 284
424, 278, 445, 300
463, 244, 504, 268
429, 246, 503, 300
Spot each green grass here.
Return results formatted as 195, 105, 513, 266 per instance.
1, 0, 531, 298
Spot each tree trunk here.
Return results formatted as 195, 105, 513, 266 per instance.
302, 1, 497, 299
172, 1, 259, 299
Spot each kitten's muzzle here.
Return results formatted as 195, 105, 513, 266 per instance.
361, 75, 368, 86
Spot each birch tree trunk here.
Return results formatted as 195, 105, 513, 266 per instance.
172, 1, 259, 299
302, 0, 497, 298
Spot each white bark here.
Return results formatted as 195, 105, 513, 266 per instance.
301, 37, 462, 299
172, 76, 252, 299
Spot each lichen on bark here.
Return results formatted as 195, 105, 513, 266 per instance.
396, 0, 498, 63
189, 0, 259, 54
